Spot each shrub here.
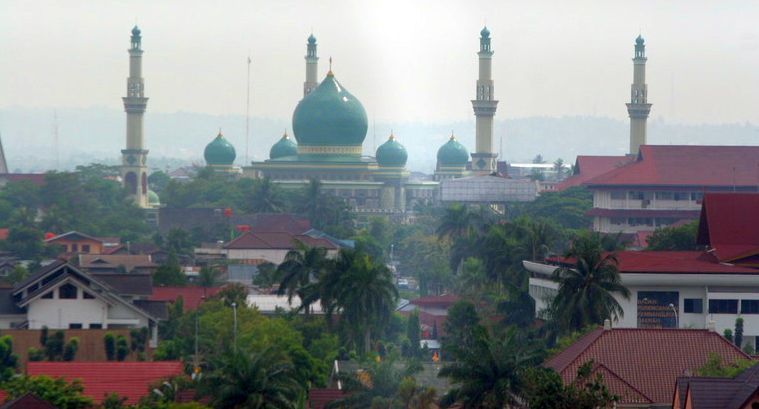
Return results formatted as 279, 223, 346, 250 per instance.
63, 338, 79, 362
116, 335, 129, 361
104, 333, 116, 361
28, 347, 45, 362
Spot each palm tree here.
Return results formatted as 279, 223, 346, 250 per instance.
205, 347, 302, 409
299, 178, 322, 223
331, 249, 398, 353
197, 266, 221, 288
439, 326, 540, 409
550, 233, 631, 332
249, 177, 284, 213
276, 242, 330, 314
436, 204, 475, 240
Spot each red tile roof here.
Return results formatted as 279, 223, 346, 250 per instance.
0, 174, 46, 186
0, 393, 56, 409
0, 229, 7, 241
547, 251, 759, 274
545, 328, 750, 405
150, 286, 223, 311
224, 232, 337, 250
586, 208, 700, 219
409, 294, 460, 308
26, 361, 184, 404
556, 155, 632, 191
697, 193, 759, 263
308, 388, 345, 409
584, 145, 759, 187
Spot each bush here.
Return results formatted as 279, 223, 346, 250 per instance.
28, 347, 45, 362
45, 331, 65, 361
116, 335, 129, 361
63, 338, 79, 362
104, 333, 116, 361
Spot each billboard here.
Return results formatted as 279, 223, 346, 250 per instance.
637, 291, 679, 328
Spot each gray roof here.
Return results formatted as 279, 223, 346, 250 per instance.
93, 273, 153, 296
133, 300, 168, 320
0, 288, 24, 315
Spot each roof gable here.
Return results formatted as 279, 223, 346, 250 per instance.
224, 231, 337, 250
697, 193, 759, 262
44, 231, 101, 244
556, 155, 632, 190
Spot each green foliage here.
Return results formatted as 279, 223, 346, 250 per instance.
520, 361, 618, 409
6, 265, 29, 285
116, 335, 129, 361
153, 251, 187, 286
724, 328, 734, 342
28, 347, 45, 362
252, 262, 280, 288
104, 333, 116, 361
550, 232, 630, 333
646, 221, 700, 251
735, 317, 745, 348
510, 186, 593, 229
148, 170, 171, 193
102, 392, 128, 409
0, 336, 18, 381
697, 352, 756, 377
45, 331, 65, 361
1, 375, 93, 409
547, 326, 598, 357
62, 337, 79, 362
405, 311, 421, 358
197, 266, 221, 288
203, 347, 302, 409
130, 328, 149, 353
211, 283, 248, 307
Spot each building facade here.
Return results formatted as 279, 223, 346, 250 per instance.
627, 35, 651, 155
121, 26, 150, 208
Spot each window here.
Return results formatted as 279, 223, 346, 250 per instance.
683, 298, 703, 313
742, 300, 759, 314
82, 244, 91, 253
41, 291, 53, 299
674, 192, 690, 201
692, 192, 704, 202
71, 244, 78, 252
610, 217, 626, 225
629, 191, 645, 200
610, 191, 626, 200
83, 291, 95, 299
58, 283, 78, 299
89, 323, 102, 329
68, 323, 82, 329
655, 192, 674, 200
708, 299, 738, 314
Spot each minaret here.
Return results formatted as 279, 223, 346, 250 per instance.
304, 34, 319, 97
0, 133, 8, 174
471, 27, 499, 174
121, 26, 149, 208
627, 35, 652, 155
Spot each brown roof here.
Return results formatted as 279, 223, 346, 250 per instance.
0, 393, 56, 409
674, 364, 759, 409
94, 273, 153, 296
308, 388, 345, 409
546, 251, 759, 274
78, 254, 157, 272
224, 232, 337, 250
697, 193, 759, 263
556, 155, 632, 191
545, 327, 750, 405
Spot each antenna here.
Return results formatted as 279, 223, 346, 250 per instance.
245, 55, 251, 164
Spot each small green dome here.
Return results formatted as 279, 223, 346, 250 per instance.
437, 134, 469, 167
376, 133, 408, 167
308, 34, 316, 44
270, 131, 298, 159
636, 34, 644, 45
147, 189, 160, 206
480, 26, 490, 38
204, 131, 236, 166
292, 72, 368, 148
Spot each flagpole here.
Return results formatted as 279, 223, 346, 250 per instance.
245, 56, 251, 164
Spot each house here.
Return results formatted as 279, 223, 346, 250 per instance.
583, 145, 759, 233
44, 231, 121, 255
3, 261, 165, 345
696, 192, 759, 267
26, 361, 184, 404
0, 393, 56, 409
150, 286, 223, 311
545, 326, 750, 407
673, 362, 759, 409
224, 231, 339, 265
397, 294, 460, 339
246, 294, 324, 315
77, 254, 157, 274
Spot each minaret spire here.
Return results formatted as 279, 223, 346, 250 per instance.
304, 33, 319, 97
0, 132, 8, 174
627, 34, 652, 155
470, 26, 499, 174
121, 25, 149, 208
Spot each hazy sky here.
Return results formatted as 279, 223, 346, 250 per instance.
3, 0, 759, 125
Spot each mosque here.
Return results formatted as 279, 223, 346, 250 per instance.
122, 26, 530, 215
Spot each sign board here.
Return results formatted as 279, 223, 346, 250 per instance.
637, 291, 679, 328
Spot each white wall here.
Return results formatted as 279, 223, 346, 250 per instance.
226, 248, 339, 265
28, 298, 108, 329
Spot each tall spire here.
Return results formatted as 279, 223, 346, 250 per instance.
0, 133, 8, 174
627, 34, 652, 155
470, 26, 499, 175
122, 25, 149, 208
304, 33, 319, 97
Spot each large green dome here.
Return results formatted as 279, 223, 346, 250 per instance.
204, 132, 236, 166
270, 131, 298, 159
437, 134, 469, 167
292, 72, 368, 149
376, 133, 407, 167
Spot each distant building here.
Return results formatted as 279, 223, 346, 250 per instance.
673, 362, 759, 409
224, 231, 339, 265
44, 231, 121, 255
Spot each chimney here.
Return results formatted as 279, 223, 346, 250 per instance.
707, 320, 716, 332
603, 319, 612, 330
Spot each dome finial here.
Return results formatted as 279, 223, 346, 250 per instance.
389, 130, 395, 141
283, 130, 289, 139
218, 128, 223, 137
450, 131, 456, 140
327, 56, 333, 76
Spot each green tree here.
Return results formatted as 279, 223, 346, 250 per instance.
148, 170, 171, 192
697, 352, 756, 377
276, 243, 330, 313
405, 311, 421, 358
510, 186, 592, 230
735, 317, 744, 348
203, 347, 302, 409
2, 375, 93, 409
724, 328, 734, 342
0, 335, 18, 381
646, 221, 700, 250
197, 266, 221, 288
104, 333, 116, 361
439, 326, 540, 409
247, 177, 285, 213
331, 250, 398, 353
62, 337, 78, 362
441, 301, 481, 359
154, 252, 188, 286
116, 335, 129, 361
327, 356, 411, 409
520, 362, 618, 409
550, 233, 630, 332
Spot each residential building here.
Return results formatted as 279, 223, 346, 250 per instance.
545, 326, 749, 407
673, 363, 759, 409
584, 145, 759, 233
149, 286, 223, 311
27, 362, 183, 405
77, 254, 157, 274
397, 294, 460, 339
224, 231, 339, 265
0, 393, 56, 409
555, 155, 631, 191
1, 261, 165, 345
44, 231, 121, 255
